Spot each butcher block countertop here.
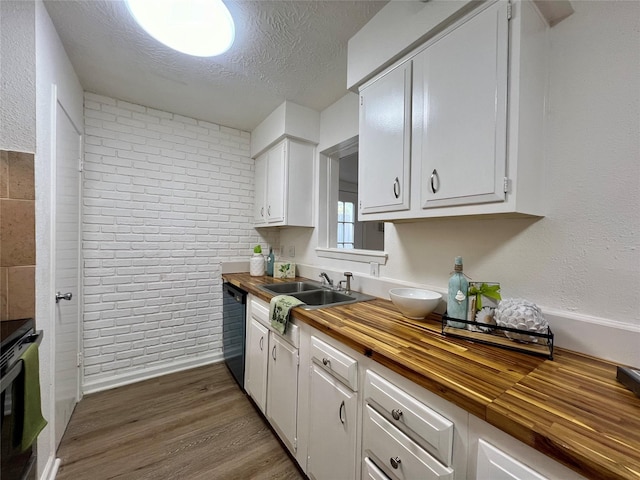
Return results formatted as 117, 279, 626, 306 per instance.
223, 273, 640, 480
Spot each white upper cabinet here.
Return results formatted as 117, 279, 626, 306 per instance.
358, 61, 412, 215
266, 140, 287, 223
415, 0, 508, 209
254, 137, 315, 227
357, 0, 549, 221
254, 150, 268, 224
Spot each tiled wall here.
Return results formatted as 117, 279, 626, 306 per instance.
0, 150, 36, 321
82, 93, 277, 389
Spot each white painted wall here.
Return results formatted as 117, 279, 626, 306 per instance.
280, 1, 640, 366
318, 92, 359, 152
34, 0, 84, 477
0, 0, 36, 152
81, 93, 278, 393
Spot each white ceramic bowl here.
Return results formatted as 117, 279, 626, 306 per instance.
389, 288, 442, 319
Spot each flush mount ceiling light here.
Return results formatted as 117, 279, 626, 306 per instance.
125, 0, 235, 57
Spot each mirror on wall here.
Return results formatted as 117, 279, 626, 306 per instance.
337, 152, 384, 251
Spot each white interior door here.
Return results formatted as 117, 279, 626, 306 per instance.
54, 100, 82, 448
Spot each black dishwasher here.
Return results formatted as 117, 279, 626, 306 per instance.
222, 283, 247, 389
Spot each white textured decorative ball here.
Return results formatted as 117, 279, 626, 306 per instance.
494, 298, 548, 343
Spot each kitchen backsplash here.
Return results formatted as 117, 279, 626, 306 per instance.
0, 150, 36, 322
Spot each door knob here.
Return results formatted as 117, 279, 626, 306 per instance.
56, 292, 73, 303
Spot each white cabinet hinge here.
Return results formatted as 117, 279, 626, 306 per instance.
360, 96, 363, 106
296, 352, 300, 366
79, 158, 83, 172
507, 2, 512, 20
503, 177, 511, 194
77, 352, 83, 367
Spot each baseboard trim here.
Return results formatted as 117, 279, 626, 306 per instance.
40, 456, 61, 480
82, 353, 224, 394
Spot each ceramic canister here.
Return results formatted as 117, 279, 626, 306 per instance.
249, 253, 265, 276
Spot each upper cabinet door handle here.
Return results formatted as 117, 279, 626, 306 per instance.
430, 169, 439, 194
56, 292, 73, 303
393, 177, 400, 199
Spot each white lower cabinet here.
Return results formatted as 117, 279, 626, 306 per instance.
245, 317, 269, 412
266, 333, 299, 452
307, 363, 358, 480
476, 440, 548, 480
363, 457, 391, 480
244, 295, 299, 454
245, 302, 582, 480
363, 405, 454, 480
362, 369, 456, 480
468, 415, 587, 480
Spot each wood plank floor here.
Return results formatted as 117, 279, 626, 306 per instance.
56, 363, 306, 480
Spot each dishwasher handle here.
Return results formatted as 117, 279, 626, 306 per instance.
223, 283, 247, 304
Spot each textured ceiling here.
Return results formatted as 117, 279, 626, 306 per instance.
44, 0, 387, 132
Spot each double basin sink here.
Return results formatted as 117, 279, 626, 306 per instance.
259, 281, 375, 310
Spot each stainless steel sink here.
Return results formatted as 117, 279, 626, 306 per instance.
258, 281, 375, 310
260, 281, 322, 294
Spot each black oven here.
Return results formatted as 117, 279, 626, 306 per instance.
1, 318, 43, 480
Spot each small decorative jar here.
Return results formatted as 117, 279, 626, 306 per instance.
250, 253, 265, 276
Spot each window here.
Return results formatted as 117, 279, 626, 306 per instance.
337, 201, 355, 249
315, 136, 388, 265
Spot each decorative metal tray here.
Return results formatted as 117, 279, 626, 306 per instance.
441, 313, 554, 360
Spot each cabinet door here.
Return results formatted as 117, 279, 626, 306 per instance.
416, 0, 508, 209
359, 61, 412, 215
266, 333, 299, 452
308, 364, 358, 480
254, 152, 267, 224
266, 140, 287, 224
245, 318, 269, 412
476, 439, 548, 480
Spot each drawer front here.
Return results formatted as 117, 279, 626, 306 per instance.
251, 297, 270, 324
311, 336, 358, 390
250, 297, 299, 348
477, 439, 549, 480
364, 370, 454, 466
363, 457, 391, 480
363, 405, 454, 480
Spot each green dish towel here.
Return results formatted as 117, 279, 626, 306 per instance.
270, 295, 305, 334
13, 343, 47, 453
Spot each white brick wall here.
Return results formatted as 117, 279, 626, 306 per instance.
82, 92, 278, 389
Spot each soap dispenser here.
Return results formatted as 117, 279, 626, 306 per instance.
447, 256, 469, 328
266, 247, 275, 276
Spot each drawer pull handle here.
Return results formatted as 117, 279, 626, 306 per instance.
339, 400, 345, 424
260, 206, 264, 217
430, 169, 439, 194
391, 408, 403, 421
259, 336, 264, 351
322, 358, 331, 367
390, 457, 401, 469
393, 177, 400, 199
272, 345, 276, 361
